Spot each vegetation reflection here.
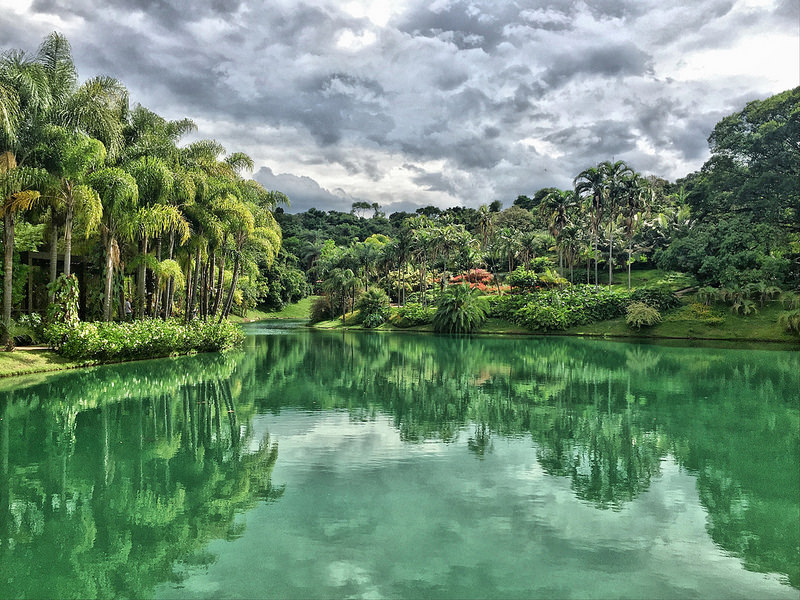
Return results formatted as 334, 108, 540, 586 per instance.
244, 326, 799, 587
0, 355, 282, 599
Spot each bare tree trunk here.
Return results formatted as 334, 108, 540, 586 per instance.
187, 245, 202, 321
165, 231, 176, 318
153, 236, 163, 319
608, 212, 614, 288
184, 254, 193, 322
211, 249, 225, 317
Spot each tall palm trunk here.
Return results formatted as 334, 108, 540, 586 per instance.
184, 255, 192, 321
165, 231, 176, 318
608, 211, 614, 287
2, 212, 15, 347
218, 253, 240, 322
102, 235, 115, 322
211, 249, 225, 317
136, 237, 148, 318
63, 202, 74, 277
187, 245, 202, 322
49, 222, 59, 302
153, 236, 163, 319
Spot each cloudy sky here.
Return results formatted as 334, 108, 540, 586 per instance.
1, 0, 797, 213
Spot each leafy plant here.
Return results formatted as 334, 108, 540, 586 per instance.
506, 266, 539, 292
309, 296, 333, 323
355, 287, 390, 327
433, 284, 488, 334
389, 302, 436, 328
626, 302, 662, 329
695, 286, 720, 306
629, 286, 681, 311
778, 309, 800, 335
46, 319, 244, 359
46, 274, 80, 326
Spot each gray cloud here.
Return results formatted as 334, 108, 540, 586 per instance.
3, 0, 793, 213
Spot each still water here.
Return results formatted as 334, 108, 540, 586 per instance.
0, 323, 798, 599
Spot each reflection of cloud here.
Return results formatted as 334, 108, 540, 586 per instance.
165, 412, 795, 599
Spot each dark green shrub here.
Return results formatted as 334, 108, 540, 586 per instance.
629, 287, 680, 311
309, 296, 333, 323
778, 309, 800, 335
46, 274, 80, 325
506, 267, 539, 292
433, 284, 488, 334
389, 303, 436, 328
355, 287, 390, 327
45, 319, 244, 360
626, 302, 662, 329
493, 285, 632, 331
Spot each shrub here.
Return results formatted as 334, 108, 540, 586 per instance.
389, 302, 436, 328
11, 313, 45, 345
45, 319, 244, 361
309, 296, 333, 323
506, 266, 539, 292
46, 274, 80, 326
629, 286, 680, 311
433, 284, 489, 334
778, 309, 800, 335
355, 287, 390, 327
626, 302, 662, 329
495, 285, 632, 331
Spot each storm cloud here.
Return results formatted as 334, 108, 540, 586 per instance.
3, 0, 795, 211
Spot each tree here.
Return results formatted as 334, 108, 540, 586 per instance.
0, 152, 46, 345
574, 166, 606, 287
88, 167, 138, 321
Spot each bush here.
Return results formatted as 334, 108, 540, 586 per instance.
433, 284, 488, 334
778, 309, 800, 335
389, 302, 436, 328
309, 296, 334, 323
45, 319, 244, 361
506, 267, 539, 292
493, 285, 632, 331
626, 302, 662, 329
11, 313, 45, 345
355, 287, 390, 327
46, 274, 80, 326
629, 286, 681, 311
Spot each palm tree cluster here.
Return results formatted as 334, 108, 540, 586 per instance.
0, 33, 282, 343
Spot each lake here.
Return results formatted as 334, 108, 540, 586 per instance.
1, 322, 798, 599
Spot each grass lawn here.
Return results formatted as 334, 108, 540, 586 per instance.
594, 268, 697, 291
0, 348, 89, 379
567, 300, 798, 343
228, 296, 317, 322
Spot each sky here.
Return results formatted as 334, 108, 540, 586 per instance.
1, 0, 797, 213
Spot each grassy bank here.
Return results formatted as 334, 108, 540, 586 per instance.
0, 348, 91, 379
228, 296, 318, 322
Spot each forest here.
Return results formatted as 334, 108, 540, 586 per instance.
1, 32, 798, 351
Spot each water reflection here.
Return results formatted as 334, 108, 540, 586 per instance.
0, 327, 798, 596
0, 357, 282, 599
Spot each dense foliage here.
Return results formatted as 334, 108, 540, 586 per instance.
45, 319, 244, 360
433, 284, 489, 334
626, 302, 662, 329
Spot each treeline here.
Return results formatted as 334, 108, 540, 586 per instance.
273, 87, 798, 325
0, 33, 282, 346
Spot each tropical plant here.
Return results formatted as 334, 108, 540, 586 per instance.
432, 283, 488, 334
355, 286, 390, 327
626, 302, 662, 329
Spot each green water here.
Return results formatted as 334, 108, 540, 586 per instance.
1, 324, 798, 599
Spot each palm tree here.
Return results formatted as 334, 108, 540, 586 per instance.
40, 127, 105, 277
88, 167, 138, 321
540, 189, 578, 272
0, 152, 46, 345
619, 174, 650, 289
600, 160, 633, 286
574, 166, 605, 288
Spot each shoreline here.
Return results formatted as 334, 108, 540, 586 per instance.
2, 315, 796, 381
